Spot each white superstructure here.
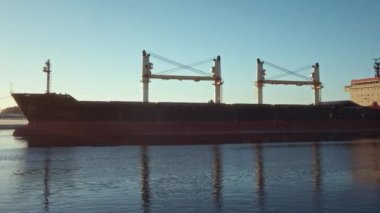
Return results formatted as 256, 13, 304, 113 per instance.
345, 59, 380, 106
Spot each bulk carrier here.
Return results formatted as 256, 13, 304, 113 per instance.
11, 52, 380, 145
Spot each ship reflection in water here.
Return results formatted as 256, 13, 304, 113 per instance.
42, 149, 51, 213
212, 145, 222, 211
311, 143, 322, 203
140, 146, 150, 213
1, 131, 380, 212
254, 144, 266, 211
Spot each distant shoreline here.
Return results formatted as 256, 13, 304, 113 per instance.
0, 124, 26, 130
0, 113, 25, 119
0, 115, 28, 129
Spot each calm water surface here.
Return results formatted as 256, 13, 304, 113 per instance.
0, 129, 380, 212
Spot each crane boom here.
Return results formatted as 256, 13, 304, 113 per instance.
150, 74, 213, 82
262, 80, 314, 86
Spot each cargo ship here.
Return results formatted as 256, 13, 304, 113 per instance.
11, 53, 380, 145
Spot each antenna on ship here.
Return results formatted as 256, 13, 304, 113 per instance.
373, 58, 380, 78
43, 59, 52, 94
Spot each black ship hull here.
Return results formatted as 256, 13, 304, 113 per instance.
11, 93, 380, 145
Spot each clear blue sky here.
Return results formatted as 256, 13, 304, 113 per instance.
1, 0, 379, 109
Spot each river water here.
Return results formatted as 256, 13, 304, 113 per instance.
0, 129, 379, 212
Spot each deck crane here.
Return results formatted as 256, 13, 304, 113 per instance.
142, 50, 223, 103
256, 59, 323, 105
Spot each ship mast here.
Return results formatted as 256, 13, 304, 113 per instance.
43, 59, 52, 94
373, 58, 380, 78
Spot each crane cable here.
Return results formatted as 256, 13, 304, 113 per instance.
154, 57, 214, 75
263, 60, 312, 81
267, 64, 313, 80
147, 51, 213, 77
149, 52, 212, 76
